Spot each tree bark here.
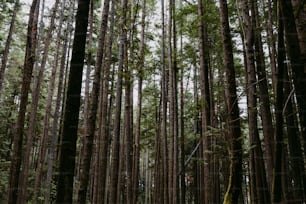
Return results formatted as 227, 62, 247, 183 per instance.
33, 1, 65, 203
160, 0, 168, 202
7, 0, 40, 203
77, 0, 110, 203
133, 1, 146, 203
283, 59, 306, 202
108, 0, 127, 202
219, 0, 243, 203
17, 1, 60, 203
253, 0, 274, 189
168, 0, 178, 203
197, 0, 211, 202
291, 0, 306, 73
280, 0, 306, 160
241, 0, 270, 203
55, 0, 90, 202
272, 10, 285, 202
0, 0, 20, 97
179, 19, 186, 204
78, 0, 93, 181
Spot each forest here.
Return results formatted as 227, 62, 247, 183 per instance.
0, 0, 306, 203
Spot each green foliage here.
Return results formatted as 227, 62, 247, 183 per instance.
140, 83, 160, 148
0, 161, 10, 201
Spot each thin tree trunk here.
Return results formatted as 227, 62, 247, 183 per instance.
168, 0, 178, 202
265, 0, 277, 94
219, 0, 243, 203
31, 2, 63, 203
168, 0, 174, 201
160, 0, 168, 202
7, 0, 40, 203
154, 96, 162, 203
253, 0, 274, 189
43, 13, 71, 203
192, 63, 200, 203
272, 11, 285, 203
19, 1, 60, 199
179, 29, 186, 204
0, 0, 20, 97
117, 129, 125, 203
241, 1, 270, 203
109, 0, 127, 202
55, 0, 90, 202
124, 45, 133, 204
132, 1, 146, 203
35, 13, 66, 204
197, 0, 211, 202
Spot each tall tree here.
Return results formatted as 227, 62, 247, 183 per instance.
280, 0, 306, 159
168, 0, 179, 202
7, 0, 40, 203
219, 0, 243, 203
124, 1, 136, 202
0, 0, 20, 97
160, 0, 169, 202
197, 0, 211, 202
272, 9, 285, 202
55, 0, 90, 202
253, 0, 274, 187
241, 0, 270, 203
77, 0, 110, 202
132, 0, 146, 203
291, 0, 306, 72
179, 4, 186, 202
43, 10, 72, 203
18, 1, 60, 203
283, 52, 306, 202
108, 0, 127, 202
33, 0, 64, 200
280, 1, 306, 200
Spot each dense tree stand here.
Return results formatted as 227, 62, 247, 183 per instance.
0, 0, 306, 203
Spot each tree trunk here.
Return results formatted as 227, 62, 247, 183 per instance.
272, 11, 285, 203
77, 0, 110, 202
33, 1, 65, 203
160, 0, 168, 202
197, 0, 211, 202
17, 1, 60, 203
44, 10, 72, 202
154, 94, 162, 203
219, 0, 243, 203
124, 39, 133, 204
168, 0, 178, 202
78, 0, 93, 181
253, 0, 274, 189
179, 25, 186, 204
283, 61, 306, 202
55, 0, 90, 202
291, 0, 306, 73
7, 0, 40, 203
280, 0, 306, 160
265, 0, 277, 94
133, 1, 146, 203
108, 0, 127, 202
241, 1, 270, 203
0, 0, 20, 97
